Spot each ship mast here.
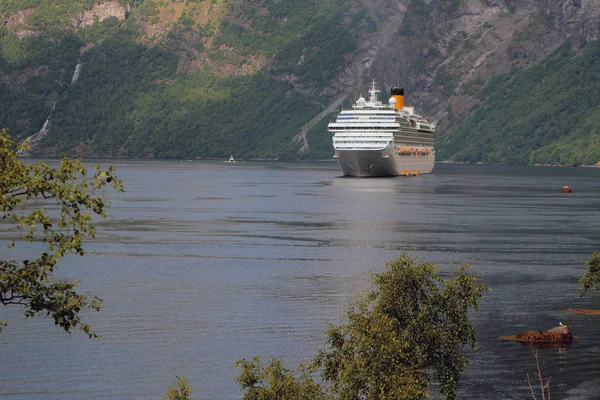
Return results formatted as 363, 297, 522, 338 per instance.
368, 80, 380, 104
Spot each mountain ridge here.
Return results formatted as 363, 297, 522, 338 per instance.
1, 0, 599, 164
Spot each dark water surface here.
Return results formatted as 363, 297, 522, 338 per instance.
1, 161, 600, 399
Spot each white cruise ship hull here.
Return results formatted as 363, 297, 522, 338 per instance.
329, 82, 435, 178
337, 145, 434, 177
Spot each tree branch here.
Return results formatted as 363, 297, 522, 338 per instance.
527, 373, 538, 400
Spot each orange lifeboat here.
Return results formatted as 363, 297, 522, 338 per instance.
562, 185, 572, 193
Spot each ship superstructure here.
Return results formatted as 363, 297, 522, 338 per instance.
328, 82, 435, 177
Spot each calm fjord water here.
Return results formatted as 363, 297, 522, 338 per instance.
1, 161, 600, 399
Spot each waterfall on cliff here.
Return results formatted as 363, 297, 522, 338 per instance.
17, 62, 83, 155
71, 63, 82, 84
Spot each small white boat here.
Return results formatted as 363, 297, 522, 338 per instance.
227, 155, 236, 163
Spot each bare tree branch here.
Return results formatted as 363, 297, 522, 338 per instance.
529, 350, 551, 400
527, 373, 538, 400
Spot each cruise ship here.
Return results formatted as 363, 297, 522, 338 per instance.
328, 82, 435, 177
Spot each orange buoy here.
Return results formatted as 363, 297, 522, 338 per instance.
562, 185, 572, 193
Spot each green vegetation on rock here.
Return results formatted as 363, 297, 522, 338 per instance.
0, 31, 83, 138
0, 0, 358, 159
300, 112, 339, 160
438, 41, 600, 165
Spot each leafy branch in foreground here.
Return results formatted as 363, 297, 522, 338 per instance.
0, 128, 123, 337
236, 253, 489, 400
579, 252, 600, 297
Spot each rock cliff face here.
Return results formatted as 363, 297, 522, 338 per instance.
539, 0, 600, 41
72, 1, 127, 28
347, 0, 595, 134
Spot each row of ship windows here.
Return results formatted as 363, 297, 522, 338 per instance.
399, 142, 434, 151
338, 114, 395, 116
330, 126, 397, 130
343, 111, 395, 114
395, 142, 434, 145
394, 134, 434, 138
336, 120, 396, 123
330, 127, 431, 132
335, 141, 387, 144
394, 135, 433, 142
337, 117, 396, 120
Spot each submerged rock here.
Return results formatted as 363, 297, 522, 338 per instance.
568, 308, 600, 316
500, 325, 573, 345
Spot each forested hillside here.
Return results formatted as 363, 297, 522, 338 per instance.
437, 42, 600, 165
1, 0, 361, 159
1, 0, 600, 164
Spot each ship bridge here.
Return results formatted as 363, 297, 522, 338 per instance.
328, 83, 400, 151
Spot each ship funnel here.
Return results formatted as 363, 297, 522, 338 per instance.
391, 86, 404, 110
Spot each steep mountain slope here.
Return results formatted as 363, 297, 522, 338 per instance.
438, 41, 600, 165
1, 0, 362, 159
1, 0, 599, 164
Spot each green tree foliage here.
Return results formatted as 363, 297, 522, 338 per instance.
136, 0, 159, 17
45, 37, 320, 159
1, 0, 363, 160
236, 254, 489, 400
0, 129, 122, 337
531, 108, 600, 166
579, 252, 600, 297
236, 357, 328, 400
43, 31, 179, 157
165, 375, 192, 400
299, 112, 338, 160
0, 31, 83, 139
0, 0, 92, 30
264, 0, 356, 90
438, 41, 600, 165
